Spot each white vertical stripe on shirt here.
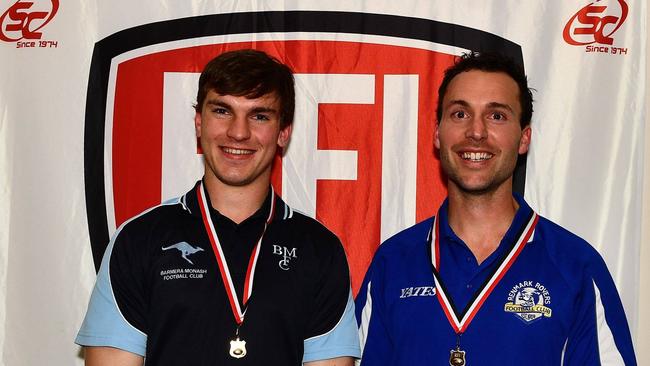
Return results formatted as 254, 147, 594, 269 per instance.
358, 281, 373, 357
594, 279, 625, 365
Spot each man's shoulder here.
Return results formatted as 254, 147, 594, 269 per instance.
115, 197, 191, 237
534, 215, 599, 257
375, 217, 434, 257
274, 204, 343, 250
281, 207, 334, 232
532, 215, 611, 280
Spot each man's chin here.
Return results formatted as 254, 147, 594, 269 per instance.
216, 175, 255, 187
458, 184, 494, 196
449, 176, 507, 196
213, 169, 271, 188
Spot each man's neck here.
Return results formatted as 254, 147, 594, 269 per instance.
446, 184, 519, 264
203, 174, 270, 224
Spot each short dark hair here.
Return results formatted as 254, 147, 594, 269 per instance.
195, 49, 295, 128
436, 52, 533, 128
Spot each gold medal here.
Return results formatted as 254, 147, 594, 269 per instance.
449, 345, 466, 366
229, 337, 247, 358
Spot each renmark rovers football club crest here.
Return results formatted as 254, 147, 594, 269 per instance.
504, 281, 552, 323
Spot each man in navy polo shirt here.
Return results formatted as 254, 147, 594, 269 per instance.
355, 53, 636, 365
76, 49, 360, 365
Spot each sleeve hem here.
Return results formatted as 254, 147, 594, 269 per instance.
74, 334, 146, 357
302, 346, 362, 362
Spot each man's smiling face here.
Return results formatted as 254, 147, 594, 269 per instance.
435, 70, 531, 195
195, 90, 291, 189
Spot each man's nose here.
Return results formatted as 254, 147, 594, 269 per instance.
465, 116, 487, 141
227, 115, 251, 141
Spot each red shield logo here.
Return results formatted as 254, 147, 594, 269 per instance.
84, 11, 526, 294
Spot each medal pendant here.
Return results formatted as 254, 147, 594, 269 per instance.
229, 337, 247, 358
449, 345, 466, 366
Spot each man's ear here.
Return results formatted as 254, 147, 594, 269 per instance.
519, 125, 532, 154
194, 111, 202, 138
277, 124, 292, 148
434, 123, 441, 150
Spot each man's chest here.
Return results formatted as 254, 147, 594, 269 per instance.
144, 223, 317, 320
380, 246, 576, 356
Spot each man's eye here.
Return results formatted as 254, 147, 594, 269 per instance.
212, 108, 228, 114
452, 111, 467, 119
252, 114, 270, 121
490, 112, 506, 121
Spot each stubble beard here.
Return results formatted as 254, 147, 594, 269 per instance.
440, 148, 516, 196
204, 157, 272, 188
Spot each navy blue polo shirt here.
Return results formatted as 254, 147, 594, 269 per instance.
76, 181, 360, 365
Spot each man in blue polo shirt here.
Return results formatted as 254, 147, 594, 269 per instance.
355, 52, 636, 365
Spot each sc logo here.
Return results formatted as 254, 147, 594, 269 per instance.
563, 0, 628, 46
0, 0, 59, 42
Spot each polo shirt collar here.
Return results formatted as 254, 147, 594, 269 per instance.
182, 180, 279, 225
437, 193, 533, 249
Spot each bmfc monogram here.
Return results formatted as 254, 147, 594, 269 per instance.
272, 245, 297, 270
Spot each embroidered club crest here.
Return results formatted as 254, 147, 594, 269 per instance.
504, 281, 552, 323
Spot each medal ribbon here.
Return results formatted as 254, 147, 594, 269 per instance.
197, 182, 275, 325
428, 208, 539, 334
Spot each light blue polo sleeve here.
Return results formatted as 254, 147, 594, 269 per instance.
75, 234, 147, 356
303, 290, 361, 362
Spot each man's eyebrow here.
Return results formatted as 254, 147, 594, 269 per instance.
445, 100, 515, 114
446, 99, 470, 108
250, 106, 278, 114
486, 102, 515, 113
204, 100, 277, 114
205, 100, 231, 109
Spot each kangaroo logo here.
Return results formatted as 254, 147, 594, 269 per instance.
162, 242, 204, 265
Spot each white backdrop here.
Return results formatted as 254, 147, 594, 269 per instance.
0, 1, 646, 365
